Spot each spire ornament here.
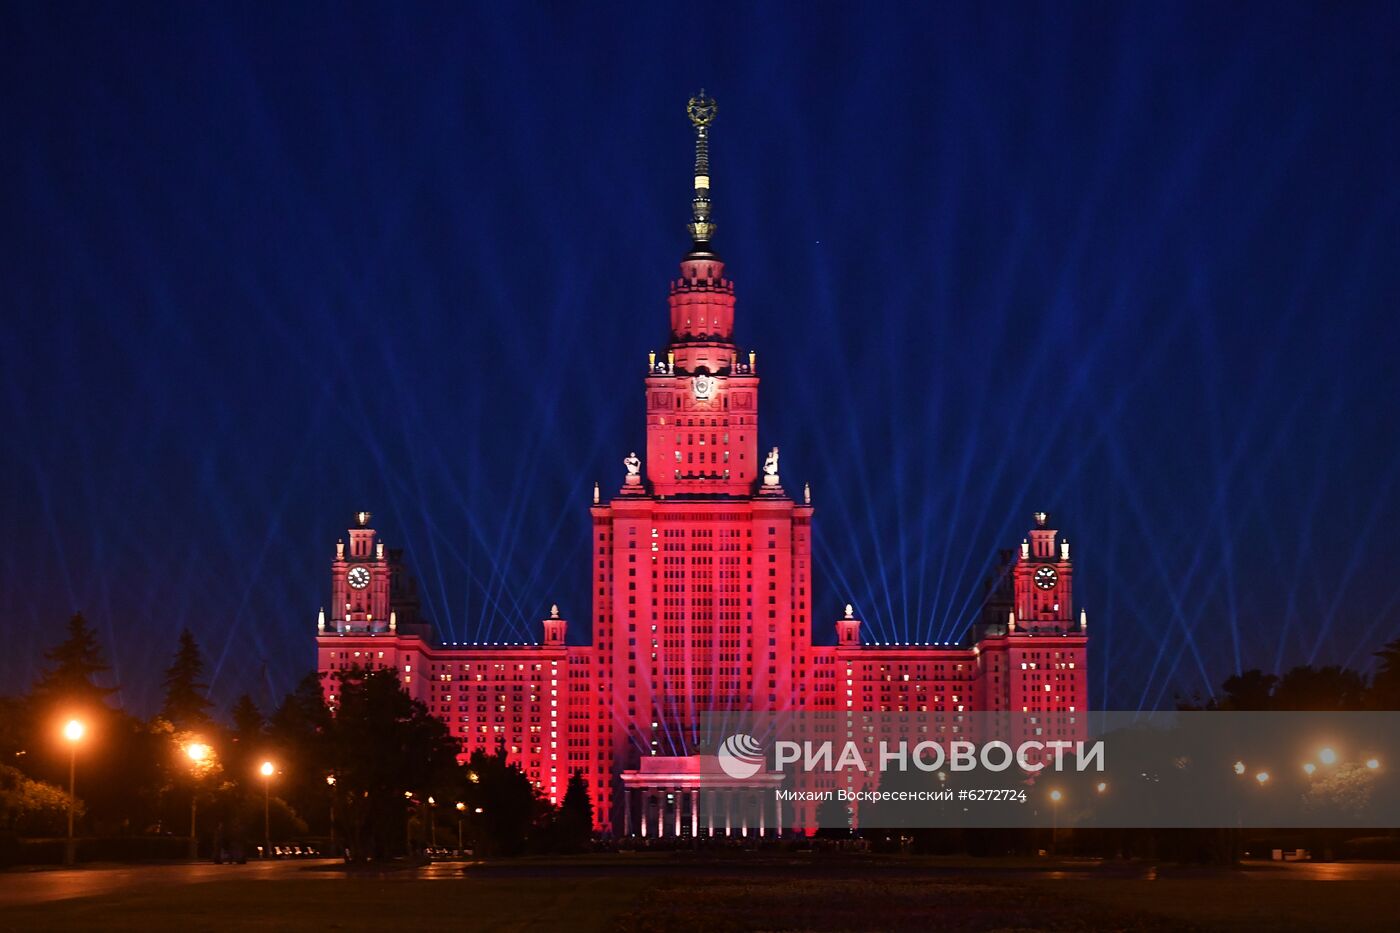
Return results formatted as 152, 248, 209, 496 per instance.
686, 90, 718, 246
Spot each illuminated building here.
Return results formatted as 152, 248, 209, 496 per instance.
316, 94, 1088, 834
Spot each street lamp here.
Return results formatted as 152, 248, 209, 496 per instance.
456, 802, 466, 850
1318, 747, 1338, 766
326, 774, 337, 858
62, 719, 85, 866
186, 742, 211, 860
260, 760, 275, 858
1048, 789, 1062, 857
1366, 758, 1381, 771
428, 796, 437, 848
1255, 771, 1270, 785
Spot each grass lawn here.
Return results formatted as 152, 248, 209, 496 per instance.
4, 853, 1398, 931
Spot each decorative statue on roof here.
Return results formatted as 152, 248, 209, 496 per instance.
762, 447, 780, 487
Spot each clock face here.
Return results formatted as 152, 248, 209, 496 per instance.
1034, 566, 1058, 590
347, 566, 371, 590
692, 374, 716, 400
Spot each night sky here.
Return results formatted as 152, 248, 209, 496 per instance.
3, 3, 1398, 715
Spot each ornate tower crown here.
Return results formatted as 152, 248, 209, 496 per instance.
686, 90, 718, 248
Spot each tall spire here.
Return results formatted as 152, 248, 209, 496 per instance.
686, 90, 718, 248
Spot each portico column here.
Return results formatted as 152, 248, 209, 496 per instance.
707, 790, 714, 836
624, 788, 632, 837
690, 787, 698, 838
725, 790, 732, 836
776, 791, 782, 837
759, 789, 766, 837
674, 788, 682, 837
641, 795, 648, 838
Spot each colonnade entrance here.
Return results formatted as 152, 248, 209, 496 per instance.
619, 756, 787, 838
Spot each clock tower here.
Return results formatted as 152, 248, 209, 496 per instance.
643, 92, 760, 498
330, 511, 391, 633
1011, 511, 1075, 634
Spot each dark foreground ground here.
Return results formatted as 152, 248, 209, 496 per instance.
4, 852, 1400, 932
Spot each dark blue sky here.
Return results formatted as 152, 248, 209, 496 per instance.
3, 3, 1398, 715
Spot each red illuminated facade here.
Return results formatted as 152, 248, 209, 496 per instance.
316, 94, 1088, 834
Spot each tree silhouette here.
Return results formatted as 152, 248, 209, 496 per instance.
1272, 665, 1367, 711
1217, 669, 1278, 710
268, 673, 334, 838
161, 630, 211, 727
325, 669, 460, 860
1372, 638, 1400, 709
31, 613, 115, 710
555, 770, 593, 852
459, 744, 542, 856
230, 694, 265, 742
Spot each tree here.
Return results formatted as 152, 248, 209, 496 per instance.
1217, 669, 1278, 710
1371, 638, 1400, 709
0, 763, 75, 836
554, 770, 593, 852
267, 674, 334, 839
231, 694, 264, 740
1272, 665, 1368, 711
459, 744, 542, 856
323, 669, 460, 860
161, 630, 211, 728
31, 613, 115, 711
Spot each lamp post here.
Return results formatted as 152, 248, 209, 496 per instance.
185, 742, 211, 860
456, 802, 465, 851
62, 719, 85, 866
260, 761, 275, 857
1049, 789, 1063, 857
326, 774, 337, 859
427, 797, 437, 848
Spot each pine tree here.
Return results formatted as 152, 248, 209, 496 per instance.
230, 694, 265, 741
31, 613, 116, 708
557, 770, 593, 851
160, 630, 211, 727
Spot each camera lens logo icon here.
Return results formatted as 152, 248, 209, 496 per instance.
717, 733, 765, 779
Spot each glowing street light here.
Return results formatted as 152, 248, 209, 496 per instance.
1048, 789, 1062, 857
326, 774, 338, 858
1302, 762, 1316, 776
1366, 758, 1381, 771
1233, 761, 1246, 776
62, 719, 85, 866
260, 760, 276, 857
185, 741, 213, 859
456, 802, 466, 849
1255, 771, 1270, 785
1318, 747, 1338, 766
1095, 782, 1107, 794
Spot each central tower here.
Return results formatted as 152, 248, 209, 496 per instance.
593, 93, 814, 772
645, 92, 760, 497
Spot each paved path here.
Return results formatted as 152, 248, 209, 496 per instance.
0, 859, 338, 908
3, 855, 1398, 910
